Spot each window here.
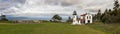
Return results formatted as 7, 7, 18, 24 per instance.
87, 16, 89, 19
89, 16, 91, 19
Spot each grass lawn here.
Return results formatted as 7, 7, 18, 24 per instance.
0, 22, 120, 34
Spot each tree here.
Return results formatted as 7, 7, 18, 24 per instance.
66, 16, 72, 23
111, 0, 120, 23
101, 0, 120, 23
113, 0, 120, 10
108, 9, 112, 12
112, 0, 120, 16
96, 9, 102, 21
108, 9, 112, 15
0, 14, 8, 21
52, 14, 62, 22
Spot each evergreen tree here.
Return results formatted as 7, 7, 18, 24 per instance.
66, 16, 72, 23
96, 9, 102, 21
101, 0, 120, 23
112, 0, 120, 23
104, 9, 108, 14
109, 9, 111, 11
112, 0, 120, 16
108, 9, 112, 15
113, 0, 120, 10
101, 9, 110, 23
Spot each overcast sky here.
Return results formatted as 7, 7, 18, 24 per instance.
0, 0, 120, 17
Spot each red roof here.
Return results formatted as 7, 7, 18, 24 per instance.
81, 14, 87, 16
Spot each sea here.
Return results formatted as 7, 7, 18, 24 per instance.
0, 15, 70, 22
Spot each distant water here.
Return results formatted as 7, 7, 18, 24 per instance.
4, 15, 69, 22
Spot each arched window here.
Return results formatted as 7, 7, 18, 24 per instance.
89, 16, 91, 19
87, 16, 89, 19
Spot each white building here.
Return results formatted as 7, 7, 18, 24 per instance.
72, 11, 93, 25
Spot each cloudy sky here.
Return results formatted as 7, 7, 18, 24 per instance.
0, 0, 120, 17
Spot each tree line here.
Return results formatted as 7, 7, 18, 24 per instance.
94, 0, 120, 23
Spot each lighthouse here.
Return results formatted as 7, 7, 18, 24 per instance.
72, 11, 80, 25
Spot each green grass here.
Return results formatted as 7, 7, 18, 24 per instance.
87, 22, 120, 34
0, 22, 120, 34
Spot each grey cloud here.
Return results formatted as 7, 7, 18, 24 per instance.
0, 0, 25, 10
1, 0, 120, 16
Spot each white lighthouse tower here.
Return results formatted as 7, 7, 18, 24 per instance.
72, 11, 81, 25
